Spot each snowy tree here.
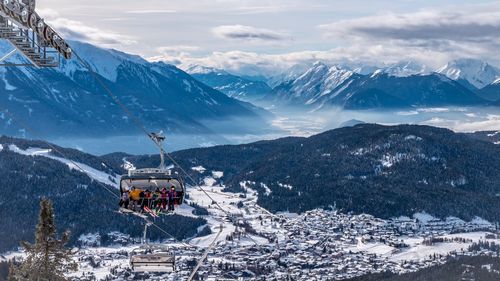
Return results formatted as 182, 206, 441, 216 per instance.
9, 199, 77, 281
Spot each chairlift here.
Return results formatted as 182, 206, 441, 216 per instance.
130, 223, 176, 273
119, 132, 185, 214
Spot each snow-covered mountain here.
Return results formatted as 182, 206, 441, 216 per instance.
380, 61, 430, 77
266, 64, 311, 88
436, 59, 500, 89
0, 41, 266, 137
187, 65, 272, 102
267, 62, 486, 110
270, 62, 355, 106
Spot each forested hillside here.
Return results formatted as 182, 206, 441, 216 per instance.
117, 124, 500, 221
2, 124, 499, 253
0, 137, 206, 253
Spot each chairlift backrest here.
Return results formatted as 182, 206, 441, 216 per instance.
130, 246, 176, 273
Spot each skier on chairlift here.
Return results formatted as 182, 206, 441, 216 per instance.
160, 187, 168, 210
168, 186, 177, 212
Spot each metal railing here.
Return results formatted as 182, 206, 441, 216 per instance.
0, 18, 59, 67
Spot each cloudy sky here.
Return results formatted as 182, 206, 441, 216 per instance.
38, 0, 500, 76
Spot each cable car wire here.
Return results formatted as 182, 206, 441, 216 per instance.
187, 224, 224, 281
71, 50, 254, 237
0, 106, 187, 248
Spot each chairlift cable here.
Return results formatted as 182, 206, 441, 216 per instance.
71, 50, 254, 240
72, 50, 228, 214
76, 50, 263, 276
187, 224, 224, 281
0, 106, 186, 247
150, 222, 192, 248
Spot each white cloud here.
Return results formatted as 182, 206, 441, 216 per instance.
147, 5, 500, 76
212, 25, 291, 42
320, 10, 500, 41
156, 45, 201, 54
149, 45, 454, 77
36, 9, 136, 48
126, 10, 177, 14
318, 8, 500, 67
48, 18, 137, 47
422, 114, 500, 132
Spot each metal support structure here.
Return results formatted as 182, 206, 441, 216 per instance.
0, 0, 71, 67
149, 132, 167, 170
143, 222, 152, 245
187, 225, 224, 281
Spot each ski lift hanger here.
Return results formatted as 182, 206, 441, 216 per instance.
119, 132, 186, 211
0, 0, 71, 67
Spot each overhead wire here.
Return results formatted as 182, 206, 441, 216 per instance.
187, 225, 224, 281
0, 17, 271, 279
71, 49, 267, 276
71, 51, 230, 215
0, 106, 186, 248
71, 50, 258, 241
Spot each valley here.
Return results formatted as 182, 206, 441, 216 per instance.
1, 124, 500, 280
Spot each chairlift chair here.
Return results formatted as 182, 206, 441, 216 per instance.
130, 245, 176, 273
119, 132, 185, 211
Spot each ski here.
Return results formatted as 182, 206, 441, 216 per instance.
143, 206, 159, 218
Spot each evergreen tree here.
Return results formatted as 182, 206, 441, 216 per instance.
9, 199, 77, 281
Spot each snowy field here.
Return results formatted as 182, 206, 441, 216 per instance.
347, 232, 500, 262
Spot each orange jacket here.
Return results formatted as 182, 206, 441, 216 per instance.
130, 189, 142, 201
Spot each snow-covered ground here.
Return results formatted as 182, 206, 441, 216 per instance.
188, 175, 271, 248
2, 167, 499, 280
7, 144, 119, 187
348, 232, 499, 262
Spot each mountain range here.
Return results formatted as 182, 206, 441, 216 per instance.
436, 59, 500, 90
187, 65, 272, 102
266, 62, 487, 110
185, 58, 500, 110
0, 41, 267, 138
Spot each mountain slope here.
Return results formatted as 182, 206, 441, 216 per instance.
187, 66, 272, 102
436, 59, 500, 89
478, 79, 500, 101
134, 124, 500, 221
0, 40, 265, 137
334, 73, 486, 107
269, 62, 356, 106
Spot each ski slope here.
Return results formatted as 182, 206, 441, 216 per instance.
8, 144, 119, 187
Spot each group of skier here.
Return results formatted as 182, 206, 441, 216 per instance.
119, 186, 178, 214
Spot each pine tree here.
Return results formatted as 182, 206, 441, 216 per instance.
9, 199, 77, 281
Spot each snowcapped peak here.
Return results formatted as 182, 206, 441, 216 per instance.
370, 69, 383, 78
285, 62, 354, 105
186, 65, 225, 75
57, 40, 147, 82
382, 61, 429, 77
312, 61, 329, 68
352, 65, 379, 75
436, 58, 500, 89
